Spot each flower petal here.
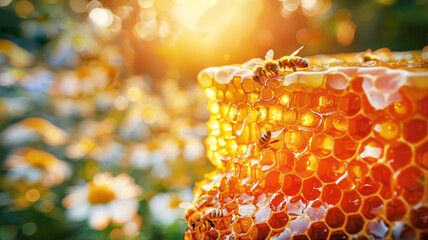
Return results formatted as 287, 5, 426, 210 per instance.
110, 199, 138, 223
89, 205, 110, 230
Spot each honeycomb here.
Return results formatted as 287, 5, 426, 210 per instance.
185, 48, 428, 240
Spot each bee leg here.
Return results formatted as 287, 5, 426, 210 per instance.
290, 61, 297, 72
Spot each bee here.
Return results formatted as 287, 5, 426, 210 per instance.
252, 49, 281, 85
258, 130, 279, 150
360, 51, 381, 63
180, 195, 222, 235
278, 46, 309, 72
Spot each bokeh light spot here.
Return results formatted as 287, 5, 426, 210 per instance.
26, 189, 40, 202
72, 37, 87, 52
39, 200, 54, 213
138, 0, 155, 9
69, 0, 87, 13
21, 222, 37, 236
336, 20, 355, 46
143, 109, 157, 124
113, 96, 129, 110
127, 87, 142, 102
15, 0, 35, 19
89, 8, 113, 27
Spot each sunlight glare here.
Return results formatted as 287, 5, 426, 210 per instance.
89, 8, 114, 27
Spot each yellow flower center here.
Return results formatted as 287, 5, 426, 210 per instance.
168, 195, 182, 209
87, 183, 115, 205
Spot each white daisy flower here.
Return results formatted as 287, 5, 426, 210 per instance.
5, 147, 71, 187
1, 117, 68, 146
149, 189, 193, 226
63, 172, 142, 230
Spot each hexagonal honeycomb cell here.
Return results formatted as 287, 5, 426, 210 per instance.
185, 48, 428, 240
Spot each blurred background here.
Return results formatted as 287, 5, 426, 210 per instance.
0, 0, 426, 239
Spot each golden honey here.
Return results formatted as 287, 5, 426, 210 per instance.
185, 48, 428, 240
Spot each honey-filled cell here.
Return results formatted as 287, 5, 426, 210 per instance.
350, 76, 369, 93
333, 135, 358, 160
348, 114, 372, 141
415, 140, 428, 170
403, 118, 427, 143
324, 115, 348, 137
268, 211, 289, 229
339, 93, 361, 116
397, 166, 425, 205
386, 141, 413, 171
386, 198, 407, 222
317, 157, 346, 183
284, 108, 299, 126
325, 207, 345, 228
356, 176, 380, 196
419, 95, 428, 118
296, 154, 318, 178
292, 91, 308, 108
347, 160, 369, 182
307, 221, 329, 240
373, 115, 401, 142
236, 104, 250, 122
330, 230, 349, 240
340, 190, 362, 213
277, 148, 295, 174
284, 130, 308, 153
241, 78, 256, 93
264, 170, 281, 193
299, 109, 322, 129
282, 174, 302, 197
310, 133, 334, 157
410, 206, 428, 229
309, 91, 338, 114
345, 214, 364, 234
321, 184, 342, 206
279, 93, 292, 107
302, 177, 322, 201
361, 196, 383, 219
260, 87, 274, 101
387, 92, 414, 120
269, 106, 284, 122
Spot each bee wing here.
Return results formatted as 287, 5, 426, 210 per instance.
265, 49, 274, 60
179, 202, 193, 209
195, 198, 208, 208
271, 129, 283, 138
290, 46, 304, 57
242, 58, 264, 68
251, 58, 265, 66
